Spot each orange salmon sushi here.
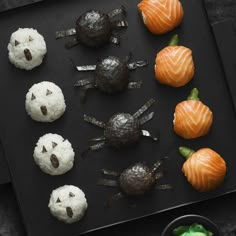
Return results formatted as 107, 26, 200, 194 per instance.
137, 0, 184, 35
179, 146, 227, 192
155, 34, 195, 87
174, 88, 213, 139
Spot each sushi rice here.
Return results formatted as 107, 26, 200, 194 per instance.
48, 185, 88, 224
33, 133, 74, 176
8, 28, 47, 70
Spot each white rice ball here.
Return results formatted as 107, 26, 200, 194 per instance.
8, 28, 47, 70
25, 81, 66, 122
48, 185, 88, 224
33, 133, 75, 176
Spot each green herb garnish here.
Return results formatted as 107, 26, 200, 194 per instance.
173, 223, 213, 236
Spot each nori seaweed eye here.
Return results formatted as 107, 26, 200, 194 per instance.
56, 197, 61, 203
42, 146, 47, 153
29, 35, 34, 41
31, 93, 36, 100
69, 192, 75, 197
46, 89, 53, 96
52, 142, 58, 148
15, 40, 20, 46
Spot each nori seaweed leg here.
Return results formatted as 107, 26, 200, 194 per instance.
89, 142, 106, 151
110, 35, 120, 45
139, 112, 154, 125
84, 115, 106, 128
152, 156, 168, 172
155, 172, 164, 180
111, 192, 123, 200
156, 184, 172, 190
141, 130, 158, 141
108, 6, 126, 19
104, 192, 124, 208
124, 52, 132, 63
81, 142, 105, 157
127, 81, 142, 89
65, 38, 79, 49
133, 99, 155, 119
151, 160, 162, 173
101, 169, 120, 177
127, 60, 148, 70
74, 78, 94, 87
112, 20, 128, 29
75, 65, 97, 72
90, 136, 106, 142
55, 28, 76, 39
97, 179, 118, 187
79, 84, 97, 103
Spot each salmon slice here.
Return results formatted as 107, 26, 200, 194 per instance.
174, 100, 213, 139
138, 0, 184, 35
155, 46, 195, 87
182, 148, 227, 192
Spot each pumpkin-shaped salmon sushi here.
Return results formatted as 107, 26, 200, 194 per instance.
137, 0, 184, 35
155, 34, 195, 87
179, 146, 227, 192
174, 88, 213, 139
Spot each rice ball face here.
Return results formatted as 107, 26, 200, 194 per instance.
25, 81, 66, 122
48, 185, 88, 224
8, 28, 47, 70
33, 134, 74, 175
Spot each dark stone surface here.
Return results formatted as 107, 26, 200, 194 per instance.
0, 0, 236, 235
205, 0, 236, 28
0, 0, 42, 12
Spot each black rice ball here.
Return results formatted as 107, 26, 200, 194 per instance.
76, 10, 112, 47
95, 56, 129, 93
104, 113, 141, 148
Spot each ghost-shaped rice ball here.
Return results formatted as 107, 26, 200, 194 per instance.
25, 81, 66, 122
33, 133, 75, 176
8, 28, 47, 70
48, 185, 88, 224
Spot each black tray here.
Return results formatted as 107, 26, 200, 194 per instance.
0, 0, 43, 185
1, 17, 236, 187
0, 0, 236, 235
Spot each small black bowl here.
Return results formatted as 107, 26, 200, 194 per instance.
161, 214, 221, 236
